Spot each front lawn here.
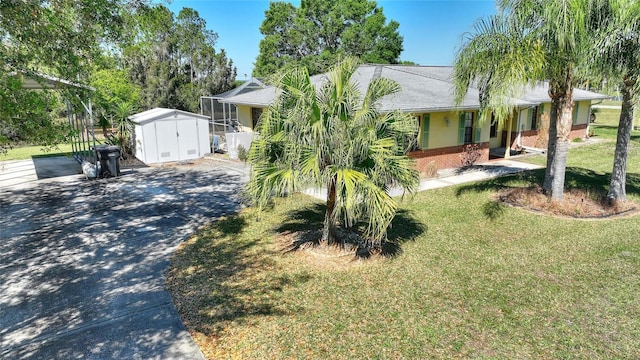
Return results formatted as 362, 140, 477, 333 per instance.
168, 110, 640, 359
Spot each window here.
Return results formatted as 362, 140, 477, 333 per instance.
408, 115, 421, 151
490, 112, 498, 138
464, 112, 474, 144
530, 106, 538, 130
458, 112, 475, 144
420, 114, 430, 149
251, 107, 263, 129
572, 102, 580, 125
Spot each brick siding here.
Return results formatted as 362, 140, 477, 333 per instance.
409, 142, 490, 172
504, 124, 588, 149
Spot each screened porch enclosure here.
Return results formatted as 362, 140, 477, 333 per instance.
200, 96, 240, 151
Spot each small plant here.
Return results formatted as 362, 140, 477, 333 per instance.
237, 144, 248, 162
572, 137, 583, 143
460, 143, 481, 168
417, 160, 438, 178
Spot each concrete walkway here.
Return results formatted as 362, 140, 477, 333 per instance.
410, 159, 543, 194
592, 104, 621, 110
304, 159, 544, 200
0, 161, 248, 359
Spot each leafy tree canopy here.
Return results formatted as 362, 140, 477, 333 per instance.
120, 4, 237, 112
0, 0, 137, 151
253, 0, 404, 77
0, 1, 237, 151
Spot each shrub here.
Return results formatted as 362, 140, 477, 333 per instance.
237, 144, 248, 162
416, 160, 438, 178
460, 143, 481, 167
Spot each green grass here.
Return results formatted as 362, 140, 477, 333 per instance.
598, 99, 622, 107
0, 143, 75, 161
168, 113, 640, 359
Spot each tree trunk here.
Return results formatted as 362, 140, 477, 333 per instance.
550, 138, 569, 201
543, 73, 574, 201
322, 177, 339, 246
607, 76, 636, 203
549, 86, 575, 201
504, 115, 512, 159
543, 93, 560, 193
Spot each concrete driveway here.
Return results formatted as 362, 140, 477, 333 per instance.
0, 162, 248, 359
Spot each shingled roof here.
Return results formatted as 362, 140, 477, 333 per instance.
218, 65, 607, 112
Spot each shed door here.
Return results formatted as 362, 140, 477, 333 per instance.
177, 119, 199, 160
155, 121, 179, 162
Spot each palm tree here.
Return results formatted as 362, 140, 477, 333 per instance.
454, 14, 545, 159
454, 0, 602, 201
594, 0, 640, 203
246, 57, 419, 249
111, 101, 135, 157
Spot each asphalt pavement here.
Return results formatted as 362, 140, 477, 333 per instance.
0, 161, 248, 359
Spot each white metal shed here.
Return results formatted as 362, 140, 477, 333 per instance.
130, 108, 210, 164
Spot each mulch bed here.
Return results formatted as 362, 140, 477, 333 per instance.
498, 185, 639, 219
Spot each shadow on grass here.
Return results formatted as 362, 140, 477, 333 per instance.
384, 209, 427, 257
482, 200, 507, 221
456, 167, 640, 197
31, 152, 75, 159
170, 214, 310, 337
454, 167, 640, 220
455, 168, 544, 197
275, 204, 426, 258
593, 124, 640, 141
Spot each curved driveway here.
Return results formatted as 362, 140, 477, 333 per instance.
0, 163, 247, 359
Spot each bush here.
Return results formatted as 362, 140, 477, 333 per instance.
460, 143, 481, 167
237, 144, 248, 162
416, 160, 438, 178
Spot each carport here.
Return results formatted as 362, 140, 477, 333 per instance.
15, 71, 98, 164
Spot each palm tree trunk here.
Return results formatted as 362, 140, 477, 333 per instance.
607, 76, 636, 203
550, 138, 569, 201
504, 115, 512, 159
549, 88, 575, 201
322, 177, 339, 246
543, 95, 560, 193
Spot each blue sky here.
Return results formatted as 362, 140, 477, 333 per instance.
166, 0, 497, 80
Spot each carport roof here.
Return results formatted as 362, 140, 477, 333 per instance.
11, 71, 94, 91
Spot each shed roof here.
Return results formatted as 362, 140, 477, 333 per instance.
218, 64, 608, 112
129, 108, 210, 125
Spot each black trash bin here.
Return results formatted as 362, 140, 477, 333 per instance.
94, 145, 121, 178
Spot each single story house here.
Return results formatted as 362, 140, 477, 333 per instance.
216, 65, 608, 171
